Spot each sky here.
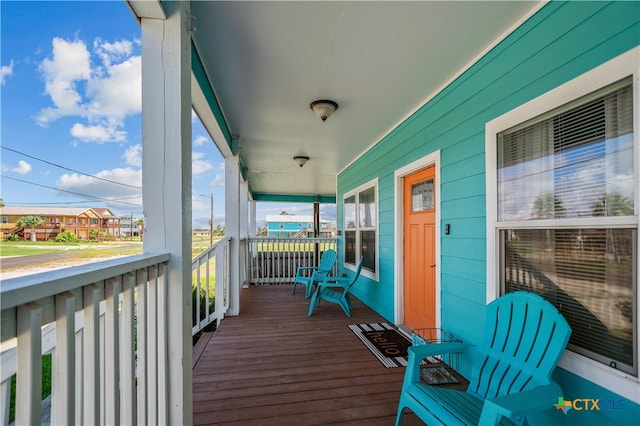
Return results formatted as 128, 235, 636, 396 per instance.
1, 0, 335, 230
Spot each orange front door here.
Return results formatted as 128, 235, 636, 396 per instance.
403, 165, 436, 331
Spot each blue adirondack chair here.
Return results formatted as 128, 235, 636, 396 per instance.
396, 291, 572, 426
307, 256, 364, 317
292, 249, 337, 298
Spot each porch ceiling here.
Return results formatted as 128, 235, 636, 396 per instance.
189, 1, 540, 200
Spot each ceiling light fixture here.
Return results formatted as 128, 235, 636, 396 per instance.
293, 156, 310, 168
310, 100, 338, 122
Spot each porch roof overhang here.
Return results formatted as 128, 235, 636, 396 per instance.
130, 0, 541, 203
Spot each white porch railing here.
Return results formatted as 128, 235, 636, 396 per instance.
0, 253, 169, 425
247, 237, 338, 284
191, 237, 230, 335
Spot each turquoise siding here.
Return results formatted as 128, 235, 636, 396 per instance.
337, 1, 640, 423
266, 221, 313, 238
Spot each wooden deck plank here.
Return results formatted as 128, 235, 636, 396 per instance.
193, 284, 423, 425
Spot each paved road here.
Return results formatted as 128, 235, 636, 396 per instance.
1, 252, 79, 270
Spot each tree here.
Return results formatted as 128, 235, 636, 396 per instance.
593, 192, 633, 216
530, 194, 565, 219
134, 217, 145, 240
16, 215, 45, 242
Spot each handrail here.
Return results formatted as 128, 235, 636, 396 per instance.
0, 253, 170, 425
191, 237, 230, 335
247, 237, 337, 284
1, 253, 170, 311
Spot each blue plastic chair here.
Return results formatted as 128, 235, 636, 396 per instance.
292, 249, 336, 298
307, 256, 364, 317
395, 291, 572, 425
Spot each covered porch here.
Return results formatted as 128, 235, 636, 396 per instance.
1, 0, 639, 425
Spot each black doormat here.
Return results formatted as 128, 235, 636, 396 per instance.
348, 323, 411, 367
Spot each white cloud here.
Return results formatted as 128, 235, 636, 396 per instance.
2, 160, 32, 175
210, 173, 225, 188
70, 123, 126, 143
86, 55, 141, 119
124, 144, 142, 167
194, 135, 209, 146
13, 160, 32, 175
1, 60, 14, 85
37, 38, 91, 124
57, 167, 141, 205
94, 38, 133, 67
36, 36, 141, 144
193, 152, 213, 175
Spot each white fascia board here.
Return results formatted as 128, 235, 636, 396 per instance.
127, 0, 165, 20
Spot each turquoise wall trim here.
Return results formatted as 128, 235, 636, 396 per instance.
252, 194, 336, 203
337, 0, 640, 414
191, 41, 233, 152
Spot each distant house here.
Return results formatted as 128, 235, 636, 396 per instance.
265, 214, 335, 238
119, 216, 142, 238
193, 228, 211, 237
0, 206, 121, 241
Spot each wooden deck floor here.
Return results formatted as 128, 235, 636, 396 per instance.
192, 284, 423, 425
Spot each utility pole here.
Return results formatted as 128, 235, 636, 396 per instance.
210, 193, 214, 246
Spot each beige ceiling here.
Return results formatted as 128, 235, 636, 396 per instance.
190, 1, 540, 200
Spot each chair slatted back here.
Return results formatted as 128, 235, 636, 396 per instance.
467, 292, 571, 400
315, 249, 337, 280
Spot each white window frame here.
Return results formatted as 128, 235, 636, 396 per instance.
486, 47, 640, 403
343, 178, 379, 281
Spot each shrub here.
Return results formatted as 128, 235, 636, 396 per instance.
5, 233, 20, 241
55, 231, 79, 243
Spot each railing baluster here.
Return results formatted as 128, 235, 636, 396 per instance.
136, 268, 148, 425
147, 266, 158, 425
83, 283, 101, 425
52, 292, 76, 424
121, 272, 136, 425
105, 278, 121, 425
157, 263, 168, 424
16, 302, 42, 425
0, 378, 10, 426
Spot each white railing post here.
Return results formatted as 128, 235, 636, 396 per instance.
52, 292, 76, 424
16, 302, 42, 425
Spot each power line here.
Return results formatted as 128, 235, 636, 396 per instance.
1, 145, 142, 189
9, 195, 142, 206
1, 175, 142, 207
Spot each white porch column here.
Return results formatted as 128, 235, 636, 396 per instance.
225, 156, 242, 315
240, 181, 249, 288
140, 1, 192, 424
249, 200, 256, 237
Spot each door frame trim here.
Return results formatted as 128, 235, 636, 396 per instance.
393, 150, 441, 328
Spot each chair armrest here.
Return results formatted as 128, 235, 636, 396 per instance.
319, 276, 351, 287
295, 266, 318, 277
409, 341, 471, 359
480, 382, 562, 424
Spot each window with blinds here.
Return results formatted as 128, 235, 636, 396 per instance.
496, 78, 636, 376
